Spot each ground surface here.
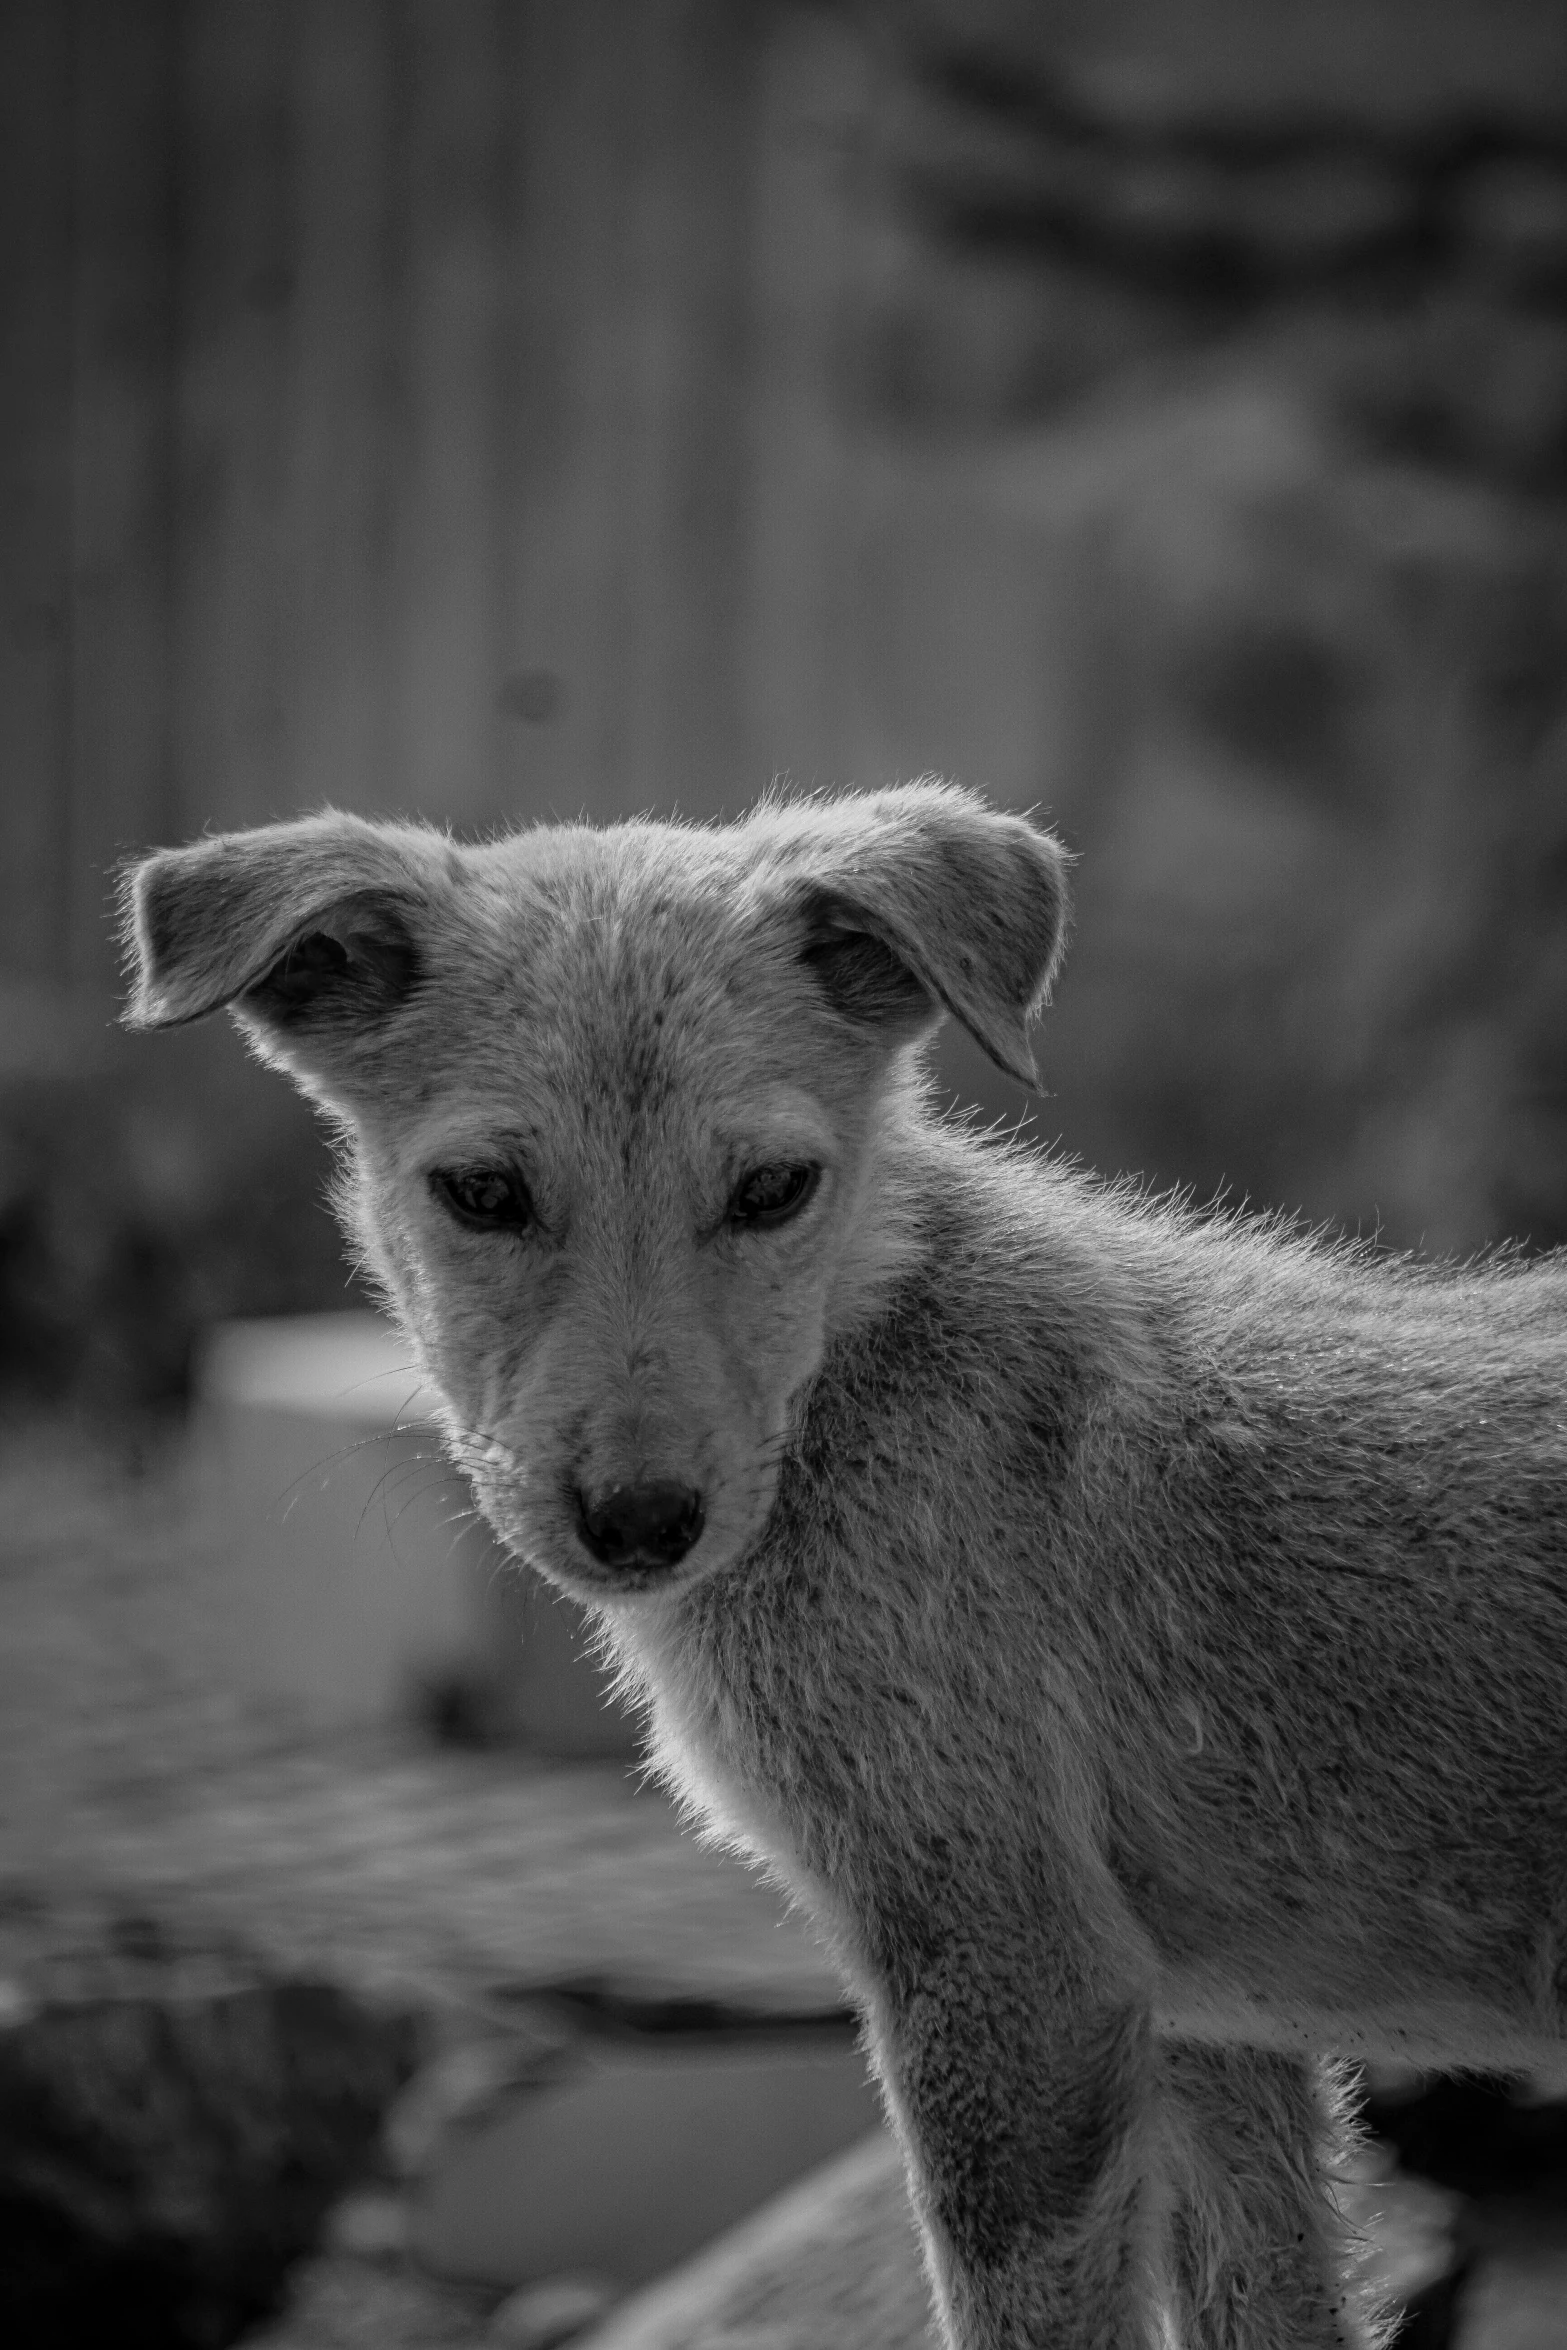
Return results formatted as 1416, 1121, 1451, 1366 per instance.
3, 1422, 1566, 2348
0, 1422, 836, 2017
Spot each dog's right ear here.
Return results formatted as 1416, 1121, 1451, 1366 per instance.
120, 812, 452, 1048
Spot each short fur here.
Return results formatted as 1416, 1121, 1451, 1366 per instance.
122, 784, 1567, 2349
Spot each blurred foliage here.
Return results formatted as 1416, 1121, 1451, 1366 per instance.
849, 0, 1567, 1253
0, 1004, 353, 1415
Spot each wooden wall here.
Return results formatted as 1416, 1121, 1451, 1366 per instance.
2, 0, 879, 996
7, 0, 1564, 1263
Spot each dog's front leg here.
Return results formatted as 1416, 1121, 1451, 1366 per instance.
872, 1945, 1162, 2350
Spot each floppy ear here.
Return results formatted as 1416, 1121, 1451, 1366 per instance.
780, 783, 1071, 1087
120, 811, 452, 1042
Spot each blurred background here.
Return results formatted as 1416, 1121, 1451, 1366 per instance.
3, 3, 1567, 2346
6, 0, 1567, 1410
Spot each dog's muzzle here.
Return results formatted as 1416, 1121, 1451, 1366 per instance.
573, 1479, 706, 1572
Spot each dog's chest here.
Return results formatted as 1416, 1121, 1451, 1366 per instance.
624, 1531, 1075, 1958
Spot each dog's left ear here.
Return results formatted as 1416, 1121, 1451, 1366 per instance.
781, 783, 1071, 1088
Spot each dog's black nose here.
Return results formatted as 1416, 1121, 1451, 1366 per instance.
574, 1481, 706, 1570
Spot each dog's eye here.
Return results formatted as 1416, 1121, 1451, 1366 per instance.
728, 1162, 819, 1230
431, 1168, 534, 1232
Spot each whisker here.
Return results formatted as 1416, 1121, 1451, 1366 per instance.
354, 1454, 466, 1546
268, 1424, 434, 1517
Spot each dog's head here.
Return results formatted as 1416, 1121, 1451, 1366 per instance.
122, 785, 1068, 1605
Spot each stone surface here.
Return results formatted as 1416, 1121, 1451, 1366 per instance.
237, 2254, 497, 2350
573, 2132, 935, 2350
1459, 2250, 1567, 2348
0, 1973, 419, 2349
483, 2275, 621, 2348
407, 2020, 881, 2291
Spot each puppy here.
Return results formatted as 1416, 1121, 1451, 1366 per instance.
123, 784, 1567, 2349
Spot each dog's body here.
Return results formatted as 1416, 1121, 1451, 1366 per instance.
123, 786, 1567, 2349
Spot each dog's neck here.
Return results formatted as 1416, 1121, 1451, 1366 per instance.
597, 1109, 1148, 1909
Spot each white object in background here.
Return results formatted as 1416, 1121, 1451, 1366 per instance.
196, 1310, 639, 1755
201, 1310, 446, 1426
197, 1311, 485, 1729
